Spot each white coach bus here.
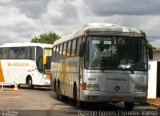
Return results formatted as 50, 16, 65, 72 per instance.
0, 43, 52, 88
51, 23, 153, 109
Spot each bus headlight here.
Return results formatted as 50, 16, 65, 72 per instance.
93, 84, 99, 90
87, 84, 100, 91
87, 84, 92, 89
135, 85, 147, 92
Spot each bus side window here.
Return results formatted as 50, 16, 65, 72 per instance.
61, 43, 64, 57
63, 43, 67, 56
59, 44, 63, 57
2, 48, 8, 59
14, 48, 18, 59
2, 48, 6, 59
9, 49, 14, 59
25, 47, 31, 59
67, 41, 71, 56
76, 38, 82, 56
56, 45, 60, 57
53, 46, 56, 59
30, 47, 35, 60
71, 39, 76, 56
18, 48, 25, 59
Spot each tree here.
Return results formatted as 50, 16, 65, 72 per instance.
31, 32, 61, 44
147, 40, 156, 50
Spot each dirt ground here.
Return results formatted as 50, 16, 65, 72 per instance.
147, 98, 160, 106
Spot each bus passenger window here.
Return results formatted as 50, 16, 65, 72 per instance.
25, 47, 31, 59
63, 43, 67, 56
3, 48, 9, 59
56, 45, 60, 57
76, 38, 82, 56
67, 41, 71, 56
18, 48, 25, 59
71, 39, 76, 56
12, 48, 18, 59
59, 44, 63, 57
53, 46, 56, 58
9, 49, 14, 59
30, 47, 35, 60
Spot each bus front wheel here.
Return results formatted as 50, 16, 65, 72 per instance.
27, 78, 34, 89
73, 84, 84, 108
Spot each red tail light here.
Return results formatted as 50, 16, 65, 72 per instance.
82, 83, 87, 90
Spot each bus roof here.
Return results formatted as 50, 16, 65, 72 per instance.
0, 42, 53, 48
53, 23, 146, 46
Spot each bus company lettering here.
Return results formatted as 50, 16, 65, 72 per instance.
107, 78, 126, 81
7, 62, 11, 66
7, 62, 29, 66
88, 78, 96, 81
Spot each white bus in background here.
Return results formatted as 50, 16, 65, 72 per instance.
51, 23, 153, 110
0, 43, 53, 88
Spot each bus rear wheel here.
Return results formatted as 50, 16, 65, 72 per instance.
56, 83, 65, 101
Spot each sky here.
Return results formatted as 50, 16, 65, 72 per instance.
0, 0, 160, 47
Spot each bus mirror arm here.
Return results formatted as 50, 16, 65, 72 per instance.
79, 43, 85, 57
148, 47, 153, 60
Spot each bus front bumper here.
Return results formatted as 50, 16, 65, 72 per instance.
80, 90, 147, 103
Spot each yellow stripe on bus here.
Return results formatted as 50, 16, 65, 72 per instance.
0, 61, 5, 82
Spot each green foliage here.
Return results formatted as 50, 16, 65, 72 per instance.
31, 32, 61, 44
147, 40, 156, 50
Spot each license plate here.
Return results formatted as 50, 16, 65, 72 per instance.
111, 96, 123, 102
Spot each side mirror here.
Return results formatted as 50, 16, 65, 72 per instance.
79, 43, 85, 57
43, 54, 47, 64
149, 47, 153, 60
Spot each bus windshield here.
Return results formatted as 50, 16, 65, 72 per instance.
44, 48, 52, 70
36, 48, 52, 72
85, 36, 147, 71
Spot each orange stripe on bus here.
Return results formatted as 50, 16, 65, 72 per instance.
0, 61, 5, 82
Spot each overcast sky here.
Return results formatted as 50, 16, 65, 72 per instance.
0, 0, 160, 47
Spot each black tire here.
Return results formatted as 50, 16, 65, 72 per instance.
54, 80, 56, 92
124, 102, 134, 110
77, 100, 85, 109
55, 83, 59, 100
58, 85, 65, 101
73, 84, 84, 108
28, 78, 34, 89
55, 81, 65, 101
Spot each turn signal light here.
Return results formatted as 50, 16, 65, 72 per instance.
82, 83, 87, 90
